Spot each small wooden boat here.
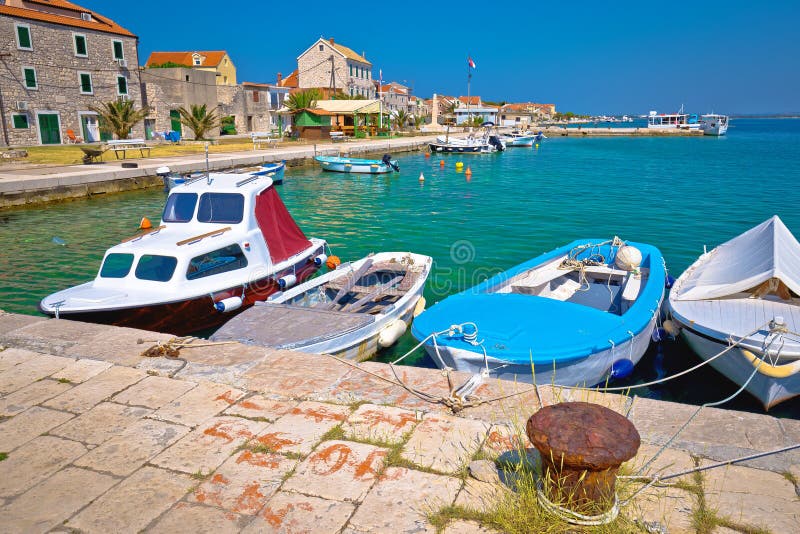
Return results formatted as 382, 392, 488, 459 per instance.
668, 216, 800, 409
315, 154, 399, 174
500, 133, 535, 147
211, 252, 432, 360
160, 162, 286, 191
40, 173, 326, 335
412, 238, 666, 386
430, 124, 506, 153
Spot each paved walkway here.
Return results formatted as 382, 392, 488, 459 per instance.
0, 136, 439, 207
0, 311, 797, 533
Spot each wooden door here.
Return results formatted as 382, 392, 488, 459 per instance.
38, 114, 61, 144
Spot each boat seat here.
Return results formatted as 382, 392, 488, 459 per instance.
324, 281, 406, 297
510, 267, 567, 292
621, 272, 642, 301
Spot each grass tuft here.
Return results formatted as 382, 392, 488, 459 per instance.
318, 424, 346, 443
57, 377, 71, 384
0, 452, 8, 462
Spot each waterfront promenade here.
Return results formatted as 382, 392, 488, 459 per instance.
0, 311, 797, 533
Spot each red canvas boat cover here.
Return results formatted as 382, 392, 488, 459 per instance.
254, 187, 312, 263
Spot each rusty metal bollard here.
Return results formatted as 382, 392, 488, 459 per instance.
527, 401, 640, 512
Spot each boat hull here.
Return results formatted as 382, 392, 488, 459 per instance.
428, 143, 486, 153
675, 323, 800, 409
420, 312, 656, 387
38, 245, 324, 336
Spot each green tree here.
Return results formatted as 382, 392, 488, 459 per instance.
284, 89, 322, 113
413, 115, 425, 130
148, 61, 190, 68
89, 100, 150, 140
393, 109, 410, 131
177, 104, 220, 140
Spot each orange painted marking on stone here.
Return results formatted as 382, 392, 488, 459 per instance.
256, 432, 299, 451
310, 443, 351, 476
203, 421, 254, 444
378, 468, 405, 482
290, 405, 346, 423
261, 502, 313, 528
193, 484, 224, 507
214, 390, 238, 404
353, 449, 387, 480
233, 481, 266, 514
360, 409, 417, 431
237, 399, 263, 410
236, 450, 281, 469
485, 430, 516, 452
211, 473, 230, 485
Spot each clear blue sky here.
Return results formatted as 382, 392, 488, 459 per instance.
80, 0, 799, 115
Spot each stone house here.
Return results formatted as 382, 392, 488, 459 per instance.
297, 38, 374, 98
376, 82, 409, 114
218, 82, 290, 135
140, 67, 218, 138
498, 102, 557, 126
0, 0, 142, 146
145, 51, 237, 86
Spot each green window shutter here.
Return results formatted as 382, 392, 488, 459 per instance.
80, 73, 92, 93
113, 41, 124, 59
75, 35, 87, 56
117, 76, 128, 94
23, 68, 36, 88
13, 114, 29, 129
17, 26, 31, 48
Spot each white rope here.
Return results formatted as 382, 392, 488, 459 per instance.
536, 479, 620, 526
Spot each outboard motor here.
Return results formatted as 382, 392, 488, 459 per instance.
382, 154, 400, 172
488, 135, 506, 152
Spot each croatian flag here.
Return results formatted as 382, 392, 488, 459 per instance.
468, 57, 476, 69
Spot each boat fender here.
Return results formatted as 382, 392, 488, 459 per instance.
665, 274, 676, 289
378, 319, 407, 348
314, 254, 328, 267
413, 297, 426, 318
278, 274, 297, 290
615, 245, 642, 271
741, 349, 800, 378
610, 359, 634, 380
214, 296, 243, 313
326, 255, 342, 270
662, 319, 680, 337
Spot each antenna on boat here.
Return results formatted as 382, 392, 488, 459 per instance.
205, 142, 211, 185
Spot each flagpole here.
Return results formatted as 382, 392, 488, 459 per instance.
378, 68, 383, 131
467, 57, 471, 125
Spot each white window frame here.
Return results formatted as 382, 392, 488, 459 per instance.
73, 33, 88, 58
15, 23, 32, 51
11, 113, 29, 129
192, 54, 201, 66
116, 75, 128, 96
78, 71, 93, 95
22, 66, 38, 90
112, 39, 124, 60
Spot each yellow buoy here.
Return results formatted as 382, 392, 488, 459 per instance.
535, 143, 539, 148
455, 162, 464, 168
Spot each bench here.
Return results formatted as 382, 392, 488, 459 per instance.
330, 131, 348, 142
251, 131, 278, 149
107, 139, 151, 159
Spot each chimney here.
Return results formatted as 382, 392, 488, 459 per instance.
277, 72, 282, 85
329, 38, 334, 46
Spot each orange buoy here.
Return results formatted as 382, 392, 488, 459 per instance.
465, 167, 472, 176
439, 160, 445, 167
139, 217, 152, 230
425, 152, 430, 158
326, 255, 341, 270
419, 172, 425, 182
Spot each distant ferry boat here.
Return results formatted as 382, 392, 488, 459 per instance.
699, 114, 729, 136
647, 111, 700, 130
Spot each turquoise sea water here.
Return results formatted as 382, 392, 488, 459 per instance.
1, 118, 798, 416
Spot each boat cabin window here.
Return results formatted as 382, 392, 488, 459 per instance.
197, 193, 244, 224
134, 254, 178, 282
186, 244, 248, 280
99, 253, 134, 278
163, 193, 198, 222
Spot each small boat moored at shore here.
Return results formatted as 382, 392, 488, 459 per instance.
211, 252, 432, 360
40, 173, 326, 335
647, 110, 700, 130
158, 161, 286, 190
315, 154, 399, 174
411, 237, 666, 386
429, 123, 506, 153
699, 114, 729, 136
668, 216, 800, 409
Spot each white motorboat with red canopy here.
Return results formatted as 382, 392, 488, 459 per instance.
39, 173, 326, 335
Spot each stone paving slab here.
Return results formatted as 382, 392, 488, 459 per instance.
190, 449, 296, 515
455, 478, 508, 513
0, 318, 112, 355
112, 374, 197, 409
66, 466, 192, 533
51, 358, 112, 383
151, 381, 245, 427
0, 378, 72, 416
42, 365, 147, 413
342, 403, 420, 444
0, 405, 74, 451
0, 353, 73, 394
149, 502, 248, 533
0, 347, 38, 371
252, 400, 350, 455
73, 417, 190, 476
0, 312, 47, 336
244, 349, 353, 398
223, 393, 296, 421
151, 416, 268, 475
243, 491, 356, 534
346, 467, 461, 533
402, 412, 490, 474
62, 325, 174, 366
283, 440, 388, 503
0, 467, 117, 534
443, 519, 501, 534
50, 401, 151, 445
0, 435, 87, 498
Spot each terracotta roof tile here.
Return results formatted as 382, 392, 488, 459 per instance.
459, 96, 481, 105
0, 1, 135, 37
330, 41, 371, 65
279, 69, 299, 88
145, 51, 229, 68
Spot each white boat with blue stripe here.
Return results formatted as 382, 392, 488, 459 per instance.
411, 237, 666, 387
315, 154, 399, 174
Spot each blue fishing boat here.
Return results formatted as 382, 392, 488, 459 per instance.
251, 161, 286, 184
411, 238, 666, 387
315, 154, 399, 174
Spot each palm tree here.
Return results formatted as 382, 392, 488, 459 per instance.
89, 100, 150, 140
413, 115, 426, 130
284, 89, 322, 113
393, 109, 409, 131
177, 104, 220, 140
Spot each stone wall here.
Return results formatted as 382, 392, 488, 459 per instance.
297, 39, 374, 98
141, 68, 217, 136
0, 14, 142, 146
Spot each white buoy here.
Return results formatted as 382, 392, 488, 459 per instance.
278, 274, 297, 289
378, 319, 407, 348
615, 245, 643, 271
313, 254, 328, 267
419, 171, 425, 182
214, 296, 243, 313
